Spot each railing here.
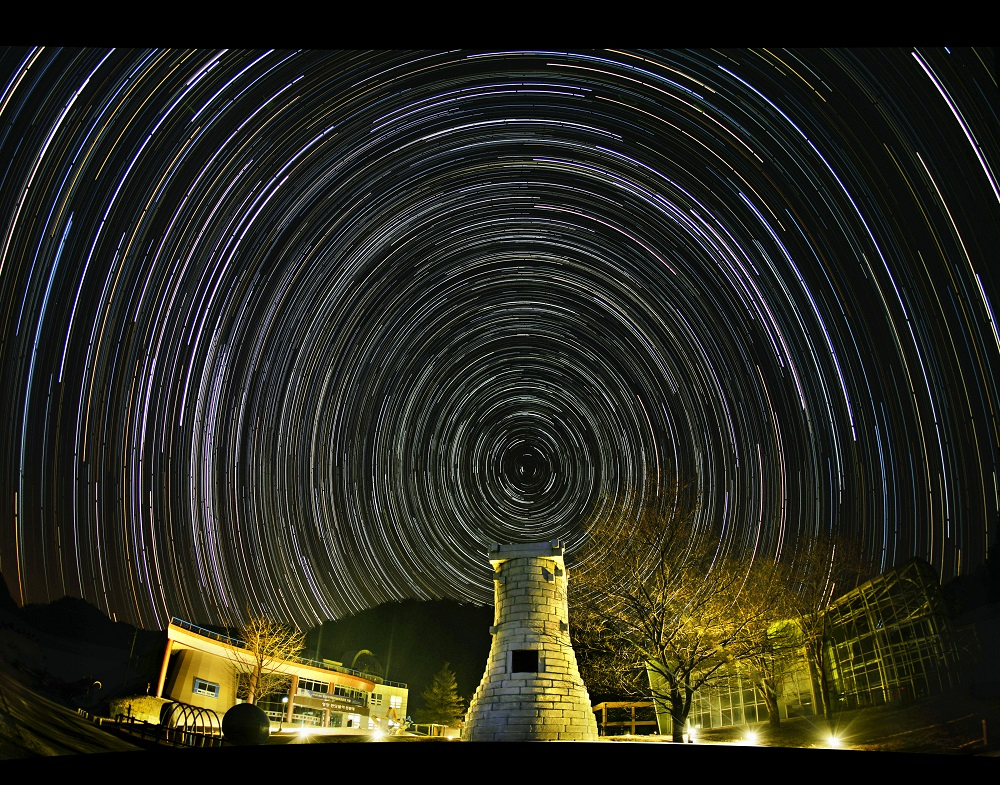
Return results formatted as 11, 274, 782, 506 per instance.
170, 617, 407, 687
113, 714, 224, 748
593, 701, 659, 736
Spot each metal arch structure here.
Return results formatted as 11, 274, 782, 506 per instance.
350, 649, 385, 678
160, 700, 223, 735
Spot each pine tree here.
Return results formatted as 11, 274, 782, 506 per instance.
419, 662, 465, 726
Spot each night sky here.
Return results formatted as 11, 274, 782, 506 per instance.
1, 48, 997, 633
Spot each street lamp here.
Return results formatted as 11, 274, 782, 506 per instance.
280, 696, 288, 731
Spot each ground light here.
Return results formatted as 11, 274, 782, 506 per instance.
741, 730, 760, 745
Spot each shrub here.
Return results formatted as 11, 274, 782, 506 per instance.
107, 694, 170, 723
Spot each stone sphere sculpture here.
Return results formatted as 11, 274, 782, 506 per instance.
222, 702, 271, 745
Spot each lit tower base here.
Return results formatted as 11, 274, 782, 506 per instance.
463, 540, 598, 741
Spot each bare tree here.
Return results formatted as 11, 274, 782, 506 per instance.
569, 483, 778, 742
781, 533, 875, 721
733, 562, 802, 727
228, 611, 306, 705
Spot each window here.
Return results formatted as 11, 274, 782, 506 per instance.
511, 649, 539, 673
193, 678, 219, 698
370, 693, 383, 706
390, 695, 402, 710
334, 684, 368, 703
297, 678, 329, 695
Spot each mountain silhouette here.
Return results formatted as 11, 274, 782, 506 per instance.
0, 572, 494, 709
304, 598, 494, 704
0, 571, 19, 615
18, 595, 144, 650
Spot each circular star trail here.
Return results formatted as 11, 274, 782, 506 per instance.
1, 48, 997, 631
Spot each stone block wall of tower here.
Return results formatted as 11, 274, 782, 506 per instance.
463, 541, 599, 741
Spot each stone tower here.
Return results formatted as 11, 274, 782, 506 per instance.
463, 540, 599, 741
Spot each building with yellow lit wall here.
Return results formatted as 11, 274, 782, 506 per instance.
156, 618, 408, 733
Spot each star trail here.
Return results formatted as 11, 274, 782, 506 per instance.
1, 48, 997, 632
